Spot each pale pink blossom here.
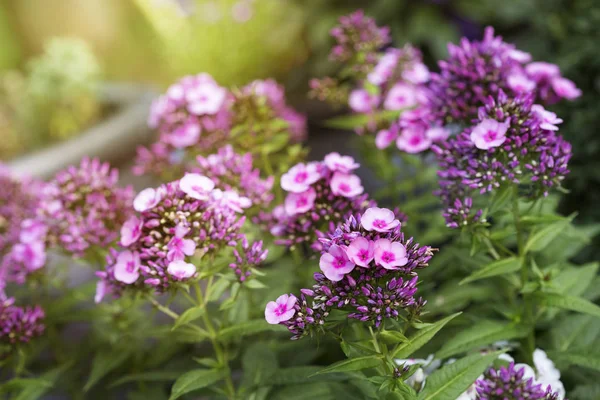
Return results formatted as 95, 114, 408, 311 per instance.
167, 260, 197, 279
374, 239, 408, 270
211, 189, 252, 213
384, 83, 418, 110
113, 250, 141, 284
525, 62, 560, 80
551, 77, 581, 100
349, 89, 379, 113
120, 216, 143, 247
166, 123, 201, 148
425, 126, 450, 142
531, 105, 563, 131
133, 187, 163, 212
330, 172, 364, 198
508, 49, 532, 63
11, 241, 46, 271
265, 294, 297, 324
179, 173, 215, 200
284, 188, 317, 215
167, 225, 196, 261
367, 51, 399, 85
346, 237, 375, 267
507, 74, 536, 93
324, 152, 360, 173
95, 280, 107, 303
185, 74, 227, 115
470, 118, 510, 150
281, 163, 321, 193
375, 128, 399, 149
319, 244, 355, 281
396, 128, 432, 153
402, 62, 430, 84
19, 219, 47, 242
361, 207, 400, 232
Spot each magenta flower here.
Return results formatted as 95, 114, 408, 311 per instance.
508, 49, 532, 63
525, 62, 560, 80
324, 152, 360, 173
0, 297, 45, 345
349, 89, 379, 113
346, 237, 375, 267
374, 239, 408, 270
551, 77, 582, 100
425, 126, 450, 142
120, 216, 143, 247
179, 173, 215, 200
284, 188, 317, 215
184, 73, 228, 115
113, 251, 141, 284
402, 62, 430, 84
280, 163, 321, 193
10, 242, 46, 272
134, 188, 163, 212
384, 83, 418, 110
265, 294, 297, 324
211, 189, 252, 213
508, 74, 537, 93
95, 280, 107, 304
532, 105, 563, 131
167, 260, 196, 280
375, 128, 399, 150
470, 118, 510, 150
368, 50, 400, 85
330, 172, 364, 198
361, 207, 400, 232
167, 225, 197, 261
166, 123, 201, 149
319, 244, 356, 281
396, 128, 433, 154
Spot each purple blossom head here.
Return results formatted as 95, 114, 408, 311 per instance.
0, 297, 45, 346
266, 208, 434, 339
96, 175, 247, 299
269, 154, 375, 250
434, 91, 572, 228
329, 10, 391, 63
230, 237, 269, 283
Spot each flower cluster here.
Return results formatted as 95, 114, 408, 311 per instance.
6, 158, 133, 283
229, 237, 268, 283
429, 27, 581, 124
0, 296, 45, 346
191, 145, 274, 211
434, 91, 572, 228
476, 349, 565, 400
96, 174, 248, 300
134, 74, 306, 178
265, 207, 434, 339
269, 153, 374, 249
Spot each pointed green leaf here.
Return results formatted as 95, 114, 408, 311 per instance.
172, 306, 205, 331
13, 362, 71, 400
379, 330, 409, 345
418, 351, 502, 400
534, 292, 600, 318
436, 320, 528, 359
459, 257, 521, 285
554, 263, 599, 297
392, 313, 461, 358
218, 319, 287, 342
310, 356, 381, 376
263, 366, 351, 386
169, 369, 225, 400
325, 110, 402, 130
551, 314, 600, 351
84, 348, 131, 391
110, 371, 182, 387
548, 351, 600, 372
524, 220, 570, 253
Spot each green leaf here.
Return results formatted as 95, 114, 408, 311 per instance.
436, 321, 528, 359
548, 351, 600, 372
310, 356, 381, 376
534, 292, 600, 318
110, 371, 182, 388
169, 369, 225, 400
551, 314, 600, 351
325, 110, 402, 130
172, 306, 205, 331
418, 351, 502, 400
261, 132, 289, 155
242, 342, 278, 387
379, 330, 409, 345
392, 313, 461, 358
84, 348, 131, 391
218, 319, 286, 342
571, 384, 600, 400
524, 219, 570, 253
554, 263, 599, 297
263, 366, 351, 386
14, 363, 71, 400
459, 257, 521, 285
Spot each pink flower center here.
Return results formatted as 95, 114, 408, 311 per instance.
294, 171, 308, 183
275, 303, 289, 316
395, 95, 406, 103
484, 130, 498, 142
333, 256, 347, 269
125, 261, 136, 273
358, 249, 370, 262
381, 251, 395, 263
373, 219, 388, 229
409, 135, 422, 146
339, 183, 351, 193
296, 197, 308, 207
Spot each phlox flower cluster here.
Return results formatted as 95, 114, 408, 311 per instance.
95, 173, 250, 300
429, 27, 581, 124
434, 91, 571, 228
0, 296, 45, 346
134, 74, 306, 177
269, 152, 373, 249
191, 145, 274, 211
229, 237, 268, 283
6, 158, 134, 283
265, 207, 434, 340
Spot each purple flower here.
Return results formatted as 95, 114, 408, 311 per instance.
328, 10, 391, 62
167, 260, 196, 280
120, 216, 143, 247
361, 207, 400, 232
229, 237, 268, 282
346, 237, 375, 267
330, 172, 364, 198
324, 152, 360, 173
265, 294, 297, 324
375, 127, 399, 149
0, 297, 45, 346
281, 163, 321, 193
384, 83, 419, 110
470, 118, 510, 150
349, 89, 379, 113
167, 225, 197, 261
551, 77, 581, 100
184, 73, 227, 115
374, 239, 408, 270
113, 250, 141, 284
396, 127, 433, 154
210, 189, 251, 214
134, 187, 163, 212
284, 188, 317, 215
319, 244, 356, 281
179, 173, 215, 200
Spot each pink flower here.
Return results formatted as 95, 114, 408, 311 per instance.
402, 62, 430, 84
361, 207, 400, 232
94, 280, 107, 303
19, 219, 47, 242
375, 128, 399, 149
532, 105, 563, 131
330, 172, 364, 198
374, 239, 408, 270
507, 74, 536, 93
551, 77, 581, 100
367, 51, 399, 85
12, 241, 46, 271
166, 123, 200, 148
324, 152, 360, 173
470, 118, 510, 150
113, 250, 141, 284
167, 260, 196, 279
179, 173, 215, 200
281, 163, 321, 193
346, 237, 375, 267
284, 188, 316, 215
120, 216, 143, 247
525, 62, 560, 81
396, 128, 432, 153
425, 126, 450, 142
211, 189, 251, 213
167, 225, 196, 261
265, 294, 297, 324
185, 74, 227, 115
133, 187, 163, 212
384, 83, 418, 110
319, 244, 355, 281
349, 89, 379, 113
508, 49, 532, 63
